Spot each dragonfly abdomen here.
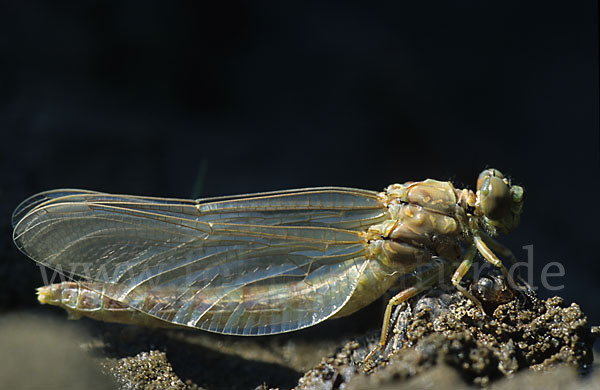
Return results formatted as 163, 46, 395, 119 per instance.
37, 282, 183, 328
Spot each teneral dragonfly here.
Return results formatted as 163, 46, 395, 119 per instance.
12, 168, 523, 355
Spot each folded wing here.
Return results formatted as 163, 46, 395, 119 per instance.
13, 188, 388, 335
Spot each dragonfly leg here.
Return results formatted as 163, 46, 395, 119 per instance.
480, 235, 535, 298
480, 234, 518, 268
473, 235, 519, 293
450, 246, 484, 311
363, 254, 469, 365
363, 256, 453, 365
363, 286, 420, 364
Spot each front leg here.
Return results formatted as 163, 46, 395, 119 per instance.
450, 245, 484, 311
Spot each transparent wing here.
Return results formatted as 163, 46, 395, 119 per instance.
13, 187, 388, 335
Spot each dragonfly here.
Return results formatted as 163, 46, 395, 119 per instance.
12, 168, 524, 360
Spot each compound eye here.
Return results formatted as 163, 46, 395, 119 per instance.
511, 185, 524, 203
480, 175, 511, 220
477, 168, 504, 191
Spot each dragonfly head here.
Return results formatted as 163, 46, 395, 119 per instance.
476, 168, 524, 235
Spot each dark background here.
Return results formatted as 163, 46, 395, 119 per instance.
1, 0, 598, 329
